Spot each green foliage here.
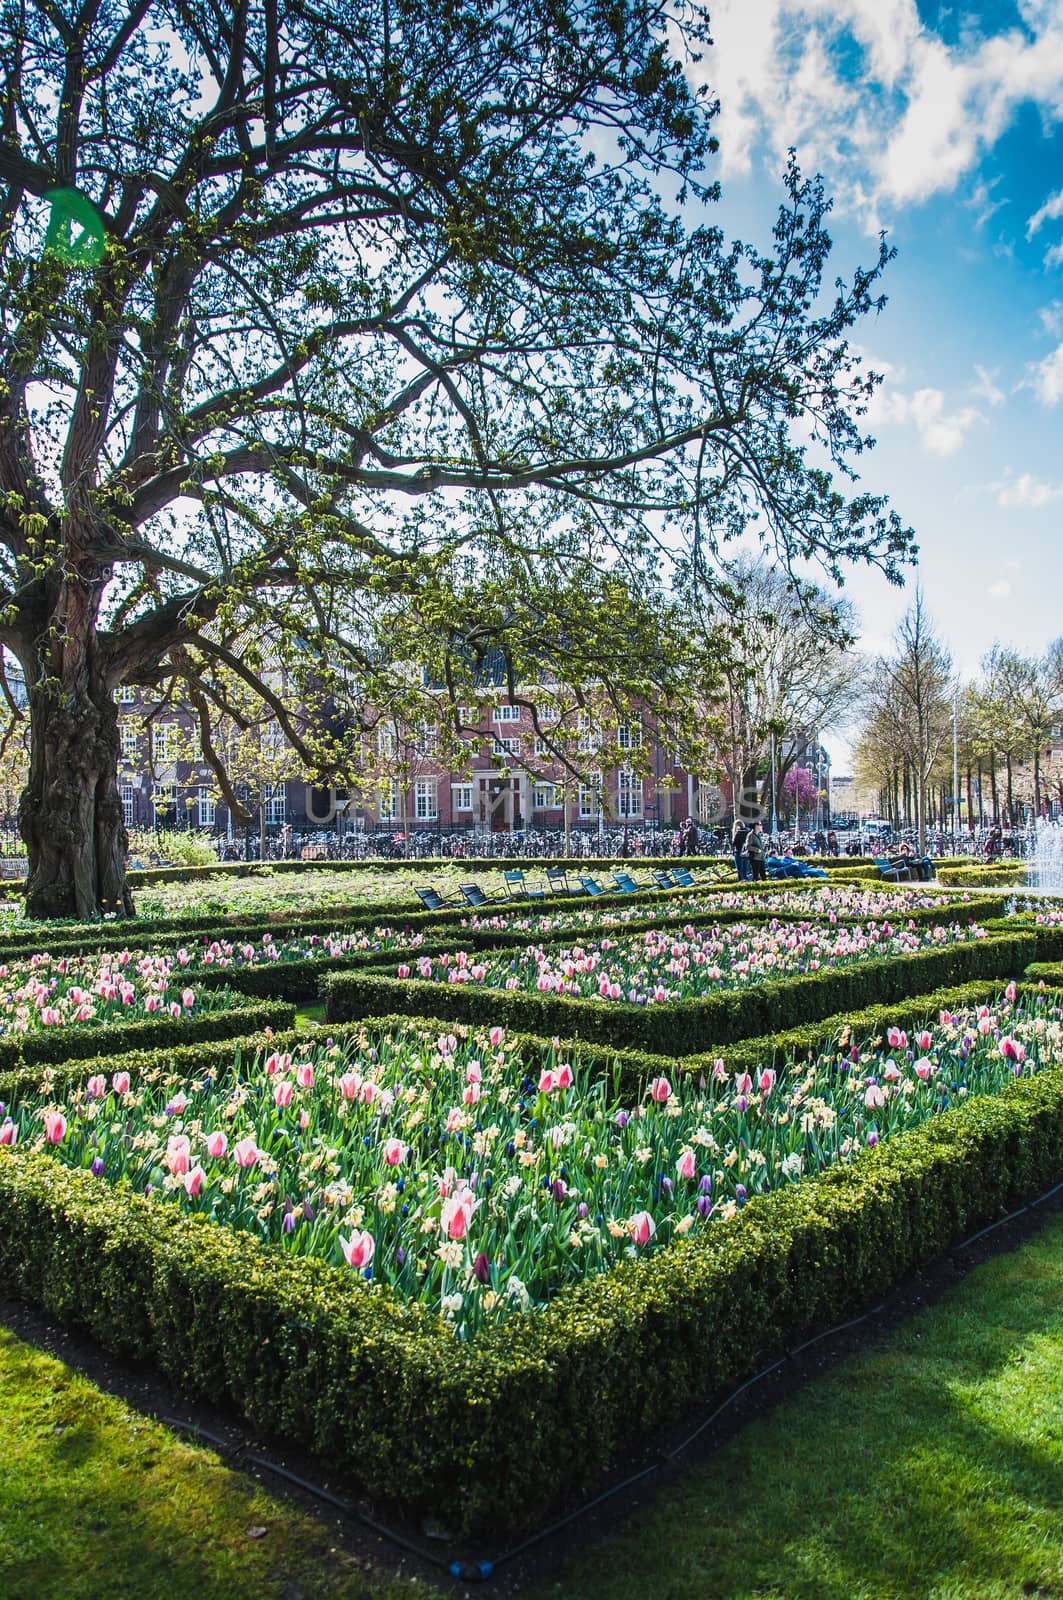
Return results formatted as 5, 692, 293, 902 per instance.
322, 934, 1036, 1054
938, 864, 1028, 888
126, 830, 221, 867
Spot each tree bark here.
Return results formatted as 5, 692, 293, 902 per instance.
17, 625, 134, 921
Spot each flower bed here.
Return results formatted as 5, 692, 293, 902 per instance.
407, 918, 987, 1007
1, 979, 1062, 1534
2, 987, 1058, 1343
323, 931, 1036, 1054
0, 950, 233, 1039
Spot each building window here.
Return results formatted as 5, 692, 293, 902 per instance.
116, 685, 135, 704
377, 724, 397, 759
494, 704, 520, 723
452, 784, 473, 811
577, 712, 599, 754
119, 724, 138, 762
152, 722, 176, 762
414, 721, 437, 757
197, 786, 216, 827
493, 736, 521, 759
456, 705, 477, 727
414, 779, 438, 820
264, 783, 286, 825
618, 768, 643, 817
533, 784, 556, 810
152, 782, 177, 823
578, 772, 602, 819
378, 780, 399, 821
533, 736, 553, 758
617, 718, 642, 751
536, 704, 559, 724
119, 784, 135, 828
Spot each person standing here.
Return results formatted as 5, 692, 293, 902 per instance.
732, 816, 750, 882
746, 819, 767, 881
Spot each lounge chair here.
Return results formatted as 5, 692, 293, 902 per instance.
611, 871, 646, 894
652, 868, 679, 890
503, 869, 547, 900
458, 882, 502, 907
546, 866, 575, 894
414, 885, 462, 911
578, 876, 609, 896
873, 856, 911, 883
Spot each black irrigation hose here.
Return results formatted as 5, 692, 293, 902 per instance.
154, 1174, 1063, 1586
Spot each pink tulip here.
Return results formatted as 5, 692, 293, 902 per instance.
713, 1058, 728, 1081
40, 1006, 61, 1026
86, 1075, 106, 1098
462, 1081, 481, 1105
489, 1026, 504, 1048
205, 1130, 228, 1159
649, 1076, 671, 1103
382, 1138, 405, 1166
338, 1072, 361, 1100
538, 1068, 556, 1094
43, 1111, 66, 1143
864, 1084, 886, 1109
233, 1136, 259, 1168
887, 1026, 907, 1049
1001, 1036, 1025, 1063
734, 1073, 753, 1096
757, 1068, 776, 1096
676, 1148, 697, 1181
274, 1079, 293, 1108
916, 1031, 932, 1052
557, 1063, 574, 1090
441, 1186, 478, 1240
111, 1070, 131, 1094
627, 1210, 656, 1246
466, 1061, 482, 1084
165, 1134, 190, 1175
445, 1107, 465, 1132
296, 1062, 315, 1089
144, 995, 159, 1013
397, 964, 411, 978
1005, 981, 1017, 1002
340, 1229, 375, 1269
0, 1119, 17, 1146
914, 1058, 933, 1080
183, 1164, 206, 1198
182, 988, 195, 1009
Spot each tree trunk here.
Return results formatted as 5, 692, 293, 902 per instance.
990, 757, 998, 824
19, 661, 133, 921
1005, 753, 1014, 826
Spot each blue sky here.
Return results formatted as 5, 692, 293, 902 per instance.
684, 0, 1063, 761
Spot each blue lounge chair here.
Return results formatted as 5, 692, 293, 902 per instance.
458, 882, 501, 907
504, 869, 546, 900
611, 871, 646, 894
578, 876, 609, 896
653, 868, 679, 890
546, 866, 574, 894
414, 885, 462, 911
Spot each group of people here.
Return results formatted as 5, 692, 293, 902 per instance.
730, 817, 768, 882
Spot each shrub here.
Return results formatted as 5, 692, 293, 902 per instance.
0, 997, 294, 1073
938, 864, 1028, 888
0, 1019, 1061, 1534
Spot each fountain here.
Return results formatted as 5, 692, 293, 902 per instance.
1030, 821, 1063, 894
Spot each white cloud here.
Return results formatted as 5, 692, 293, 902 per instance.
988, 579, 1012, 600
971, 365, 1005, 406
1046, 240, 1063, 270
868, 382, 983, 454
994, 472, 1063, 508
685, 2, 1063, 228
1027, 187, 1063, 238
1030, 342, 1063, 405
1039, 301, 1063, 336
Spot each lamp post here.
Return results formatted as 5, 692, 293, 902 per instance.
952, 689, 960, 852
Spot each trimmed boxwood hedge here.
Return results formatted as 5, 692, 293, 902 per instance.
0, 997, 295, 1073
1, 1018, 1061, 1535
321, 932, 1036, 1055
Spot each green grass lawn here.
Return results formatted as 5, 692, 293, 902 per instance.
1, 1214, 1061, 1600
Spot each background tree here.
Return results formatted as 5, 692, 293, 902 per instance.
0, 0, 912, 918
859, 590, 953, 851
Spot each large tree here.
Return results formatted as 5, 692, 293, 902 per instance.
0, 0, 912, 918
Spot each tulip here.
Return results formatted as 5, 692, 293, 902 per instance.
1001, 1036, 1025, 1064
0, 1119, 18, 1146
472, 1252, 491, 1285
916, 1031, 932, 1052
382, 1138, 405, 1166
340, 1230, 375, 1269
90, 1156, 104, 1176
1005, 981, 1017, 1003
274, 1079, 293, 1108
649, 1076, 671, 1103
676, 1148, 697, 1181
538, 1068, 556, 1094
43, 1111, 67, 1143
489, 1026, 505, 1048
165, 1134, 190, 1175
86, 1075, 106, 1098
734, 1072, 753, 1096
338, 1072, 361, 1100
864, 1084, 886, 1109
556, 1063, 574, 1090
757, 1068, 776, 1096
183, 1164, 206, 1198
441, 1187, 478, 1240
233, 1136, 259, 1168
112, 1070, 130, 1094
627, 1210, 656, 1246
296, 1062, 315, 1089
205, 1130, 228, 1159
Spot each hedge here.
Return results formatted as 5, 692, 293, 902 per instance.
321, 932, 1037, 1055
1, 1005, 1061, 1535
0, 997, 295, 1074
938, 863, 1028, 888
